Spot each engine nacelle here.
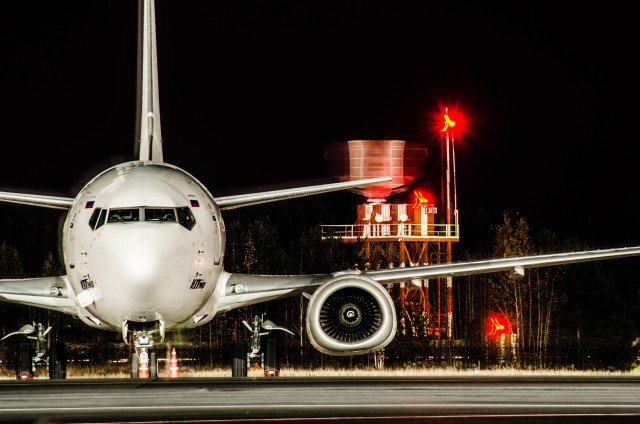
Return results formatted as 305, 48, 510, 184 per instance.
306, 273, 397, 356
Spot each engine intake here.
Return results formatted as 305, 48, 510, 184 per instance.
306, 274, 397, 356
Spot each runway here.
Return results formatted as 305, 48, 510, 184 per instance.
1, 375, 639, 423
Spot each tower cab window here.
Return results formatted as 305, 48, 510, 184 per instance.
89, 206, 196, 231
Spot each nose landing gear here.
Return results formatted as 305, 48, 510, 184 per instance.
123, 320, 164, 379
128, 331, 159, 379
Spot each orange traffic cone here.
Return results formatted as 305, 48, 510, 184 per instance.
138, 349, 150, 378
168, 347, 180, 378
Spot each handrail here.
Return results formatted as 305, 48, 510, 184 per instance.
320, 223, 460, 240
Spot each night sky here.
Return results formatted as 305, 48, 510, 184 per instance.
1, 2, 638, 249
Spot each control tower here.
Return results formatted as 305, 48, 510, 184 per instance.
321, 138, 459, 342
324, 139, 427, 202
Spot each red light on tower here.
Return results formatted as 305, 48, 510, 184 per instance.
413, 191, 428, 208
486, 314, 510, 337
427, 103, 472, 142
441, 113, 455, 132
411, 189, 435, 209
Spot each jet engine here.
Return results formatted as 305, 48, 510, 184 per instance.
306, 273, 397, 356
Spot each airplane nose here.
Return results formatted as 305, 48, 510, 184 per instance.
105, 226, 185, 291
118, 235, 160, 287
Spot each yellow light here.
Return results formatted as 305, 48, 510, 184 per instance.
441, 114, 456, 132
412, 191, 429, 208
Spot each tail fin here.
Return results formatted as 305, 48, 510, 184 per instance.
134, 0, 163, 162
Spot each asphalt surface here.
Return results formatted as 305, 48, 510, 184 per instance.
1, 375, 639, 423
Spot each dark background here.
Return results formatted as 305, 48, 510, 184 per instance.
1, 2, 638, 249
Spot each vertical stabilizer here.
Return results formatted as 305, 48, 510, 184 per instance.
135, 0, 163, 162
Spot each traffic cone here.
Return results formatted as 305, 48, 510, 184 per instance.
168, 347, 180, 378
138, 349, 150, 378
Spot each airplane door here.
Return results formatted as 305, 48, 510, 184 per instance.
190, 190, 222, 266
66, 209, 79, 267
65, 198, 92, 290
211, 213, 221, 265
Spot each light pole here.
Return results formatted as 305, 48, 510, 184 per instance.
440, 107, 456, 341
441, 107, 457, 233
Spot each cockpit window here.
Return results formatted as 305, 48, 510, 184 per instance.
144, 208, 176, 222
93, 206, 196, 231
108, 208, 140, 223
88, 208, 108, 230
96, 209, 107, 229
177, 207, 196, 230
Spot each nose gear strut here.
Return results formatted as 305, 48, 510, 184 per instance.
232, 313, 293, 377
123, 320, 165, 379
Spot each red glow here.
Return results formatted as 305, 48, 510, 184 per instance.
441, 113, 455, 132
412, 189, 436, 209
413, 189, 436, 209
487, 314, 509, 337
427, 103, 474, 143
413, 191, 428, 208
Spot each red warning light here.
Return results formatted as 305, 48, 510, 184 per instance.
413, 191, 429, 208
427, 103, 474, 143
487, 314, 509, 337
441, 113, 456, 132
412, 190, 435, 209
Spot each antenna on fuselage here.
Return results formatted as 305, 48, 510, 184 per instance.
134, 0, 163, 163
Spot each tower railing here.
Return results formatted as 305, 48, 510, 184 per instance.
320, 223, 459, 242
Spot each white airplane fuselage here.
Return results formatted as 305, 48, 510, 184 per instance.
63, 161, 224, 334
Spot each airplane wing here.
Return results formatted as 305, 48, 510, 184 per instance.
215, 177, 392, 210
215, 245, 640, 356
217, 245, 640, 310
1, 246, 638, 336
6, 246, 636, 319
363, 246, 640, 283
0, 177, 391, 212
0, 191, 73, 210
0, 276, 78, 315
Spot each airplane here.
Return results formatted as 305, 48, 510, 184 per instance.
1, 0, 640, 380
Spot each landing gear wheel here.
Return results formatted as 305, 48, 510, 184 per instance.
149, 351, 158, 378
130, 352, 139, 379
48, 341, 67, 379
232, 339, 247, 377
263, 337, 280, 377
16, 342, 34, 380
